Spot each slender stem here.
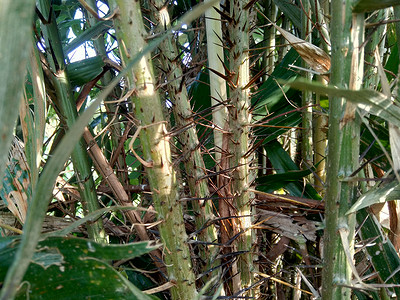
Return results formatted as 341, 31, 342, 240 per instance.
262, 0, 276, 78
86, 0, 130, 190
37, 0, 106, 242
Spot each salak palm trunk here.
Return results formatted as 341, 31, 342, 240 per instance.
149, 0, 219, 277
110, 1, 198, 298
227, 0, 254, 294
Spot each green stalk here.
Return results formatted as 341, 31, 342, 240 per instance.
322, 1, 364, 298
37, 0, 106, 243
149, 0, 219, 278
364, 9, 388, 90
204, 2, 231, 294
110, 1, 197, 298
228, 0, 253, 293
262, 0, 276, 78
312, 81, 327, 194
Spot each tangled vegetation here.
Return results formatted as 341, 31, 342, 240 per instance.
2, 0, 400, 299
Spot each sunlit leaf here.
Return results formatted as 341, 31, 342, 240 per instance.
287, 79, 400, 128
347, 179, 400, 214
64, 20, 113, 55
0, 0, 36, 183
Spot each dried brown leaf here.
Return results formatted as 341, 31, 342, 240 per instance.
269, 20, 331, 74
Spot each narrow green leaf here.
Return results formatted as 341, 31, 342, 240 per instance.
64, 19, 113, 54
286, 79, 400, 128
255, 105, 302, 145
66, 55, 105, 87
272, 0, 301, 29
264, 140, 321, 199
0, 1, 36, 183
256, 168, 313, 192
357, 209, 400, 298
347, 179, 400, 214
252, 48, 301, 120
353, 0, 400, 13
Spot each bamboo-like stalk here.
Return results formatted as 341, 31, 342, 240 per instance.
82, 127, 166, 272
37, 0, 107, 243
110, 1, 197, 298
19, 39, 47, 188
227, 0, 254, 293
149, 0, 219, 277
204, 1, 236, 293
312, 83, 327, 194
363, 9, 388, 90
262, 0, 276, 78
301, 0, 313, 168
205, 7, 232, 276
322, 1, 364, 298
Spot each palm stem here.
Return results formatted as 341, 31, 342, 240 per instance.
110, 0, 198, 298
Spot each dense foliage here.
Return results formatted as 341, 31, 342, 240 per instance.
2, 0, 400, 299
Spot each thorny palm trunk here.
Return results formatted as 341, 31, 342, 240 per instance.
204, 7, 233, 292
205, 0, 229, 165
85, 0, 166, 275
110, 1, 197, 298
149, 0, 219, 276
322, 1, 363, 298
227, 0, 254, 293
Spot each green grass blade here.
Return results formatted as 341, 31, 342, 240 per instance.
0, 1, 36, 182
